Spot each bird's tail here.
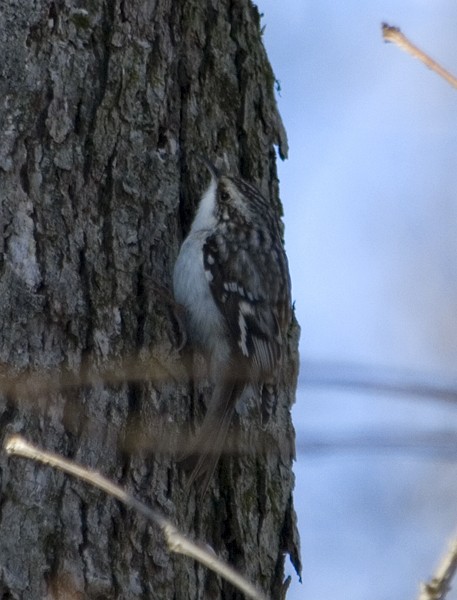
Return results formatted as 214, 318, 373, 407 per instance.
181, 381, 244, 497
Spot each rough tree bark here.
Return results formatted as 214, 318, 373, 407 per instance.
0, 1, 301, 598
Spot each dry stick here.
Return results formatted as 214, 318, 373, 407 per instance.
0, 352, 183, 398
382, 23, 457, 89
4, 435, 267, 600
418, 534, 457, 600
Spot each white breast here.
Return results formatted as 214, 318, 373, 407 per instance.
173, 229, 229, 369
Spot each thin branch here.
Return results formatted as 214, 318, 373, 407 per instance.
418, 533, 457, 600
3, 355, 457, 406
381, 23, 457, 89
296, 431, 457, 459
4, 435, 267, 600
0, 351, 187, 399
300, 361, 457, 404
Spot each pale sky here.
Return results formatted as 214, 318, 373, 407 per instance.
257, 2, 457, 598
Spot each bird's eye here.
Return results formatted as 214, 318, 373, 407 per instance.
220, 190, 230, 202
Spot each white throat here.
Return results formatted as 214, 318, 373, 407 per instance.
190, 177, 218, 233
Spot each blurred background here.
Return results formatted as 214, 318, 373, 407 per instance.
256, 1, 457, 598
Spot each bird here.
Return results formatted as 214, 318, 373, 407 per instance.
173, 157, 291, 495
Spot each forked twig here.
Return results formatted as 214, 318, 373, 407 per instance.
4, 435, 267, 600
382, 23, 457, 89
418, 534, 457, 600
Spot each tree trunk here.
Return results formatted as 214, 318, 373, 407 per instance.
0, 1, 300, 598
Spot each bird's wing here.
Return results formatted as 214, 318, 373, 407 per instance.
202, 231, 287, 379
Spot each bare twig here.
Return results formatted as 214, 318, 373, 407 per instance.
300, 361, 457, 404
296, 431, 457, 459
0, 350, 188, 398
4, 435, 267, 600
418, 533, 457, 600
381, 23, 457, 89
4, 357, 457, 405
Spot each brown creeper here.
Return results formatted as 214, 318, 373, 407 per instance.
173, 159, 291, 495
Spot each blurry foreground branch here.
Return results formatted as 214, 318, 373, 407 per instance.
2, 354, 457, 405
4, 435, 267, 600
382, 23, 457, 89
301, 361, 457, 403
296, 431, 457, 459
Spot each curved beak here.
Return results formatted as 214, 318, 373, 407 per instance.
195, 153, 220, 179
